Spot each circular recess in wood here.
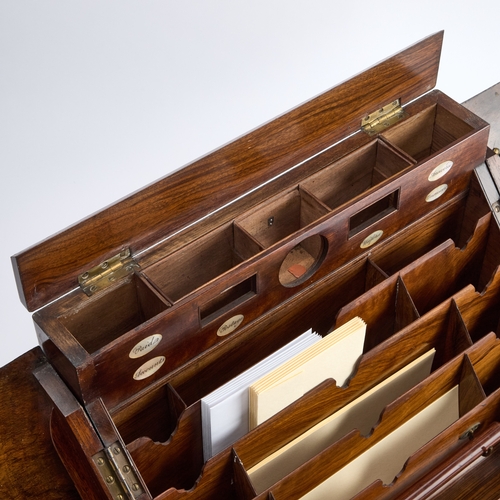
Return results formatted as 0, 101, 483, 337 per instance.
278, 234, 328, 287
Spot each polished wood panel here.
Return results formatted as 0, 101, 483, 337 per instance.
0, 348, 79, 499
13, 33, 444, 312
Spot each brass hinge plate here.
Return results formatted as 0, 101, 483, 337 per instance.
92, 442, 145, 499
79, 248, 140, 296
361, 99, 406, 135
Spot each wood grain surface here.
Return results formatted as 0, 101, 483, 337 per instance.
0, 348, 80, 499
12, 32, 444, 312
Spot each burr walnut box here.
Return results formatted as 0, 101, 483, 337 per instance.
9, 31, 500, 499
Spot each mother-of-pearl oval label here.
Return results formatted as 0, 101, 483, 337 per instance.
133, 356, 165, 380
428, 160, 453, 181
217, 314, 244, 337
360, 229, 384, 249
129, 334, 162, 359
426, 184, 448, 202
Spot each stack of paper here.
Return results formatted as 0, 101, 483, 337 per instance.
249, 316, 366, 429
247, 348, 436, 494
201, 329, 321, 461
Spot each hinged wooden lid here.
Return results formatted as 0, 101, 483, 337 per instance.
12, 32, 444, 312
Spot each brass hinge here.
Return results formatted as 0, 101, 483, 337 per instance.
92, 443, 145, 499
79, 248, 140, 296
361, 99, 406, 135
459, 422, 481, 441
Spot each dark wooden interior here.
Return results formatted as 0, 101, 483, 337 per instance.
59, 274, 170, 354
381, 102, 475, 161
300, 139, 413, 211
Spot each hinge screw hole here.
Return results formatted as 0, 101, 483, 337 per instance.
483, 446, 494, 457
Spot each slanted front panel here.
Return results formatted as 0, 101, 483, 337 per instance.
13, 32, 444, 312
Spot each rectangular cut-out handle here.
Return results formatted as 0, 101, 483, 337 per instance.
200, 275, 257, 326
349, 188, 400, 238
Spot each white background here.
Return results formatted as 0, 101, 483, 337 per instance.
1, 1, 500, 368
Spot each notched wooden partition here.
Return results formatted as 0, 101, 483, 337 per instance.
254, 343, 492, 500
111, 383, 186, 446
367, 181, 491, 281
396, 218, 493, 316
232, 450, 257, 500
391, 423, 500, 500
366, 194, 469, 276
335, 192, 499, 351
126, 403, 205, 497
455, 265, 500, 343
351, 337, 500, 500
335, 275, 420, 351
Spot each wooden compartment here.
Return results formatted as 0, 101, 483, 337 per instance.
143, 222, 261, 303
241, 350, 488, 499
58, 273, 170, 354
233, 188, 331, 287
112, 383, 186, 446
455, 263, 500, 343
300, 138, 413, 211
235, 187, 330, 249
382, 101, 475, 162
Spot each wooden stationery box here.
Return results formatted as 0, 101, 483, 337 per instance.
10, 31, 500, 499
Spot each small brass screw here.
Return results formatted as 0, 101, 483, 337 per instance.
96, 457, 104, 466
123, 465, 130, 473
132, 483, 140, 491
493, 147, 500, 155
106, 475, 115, 484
